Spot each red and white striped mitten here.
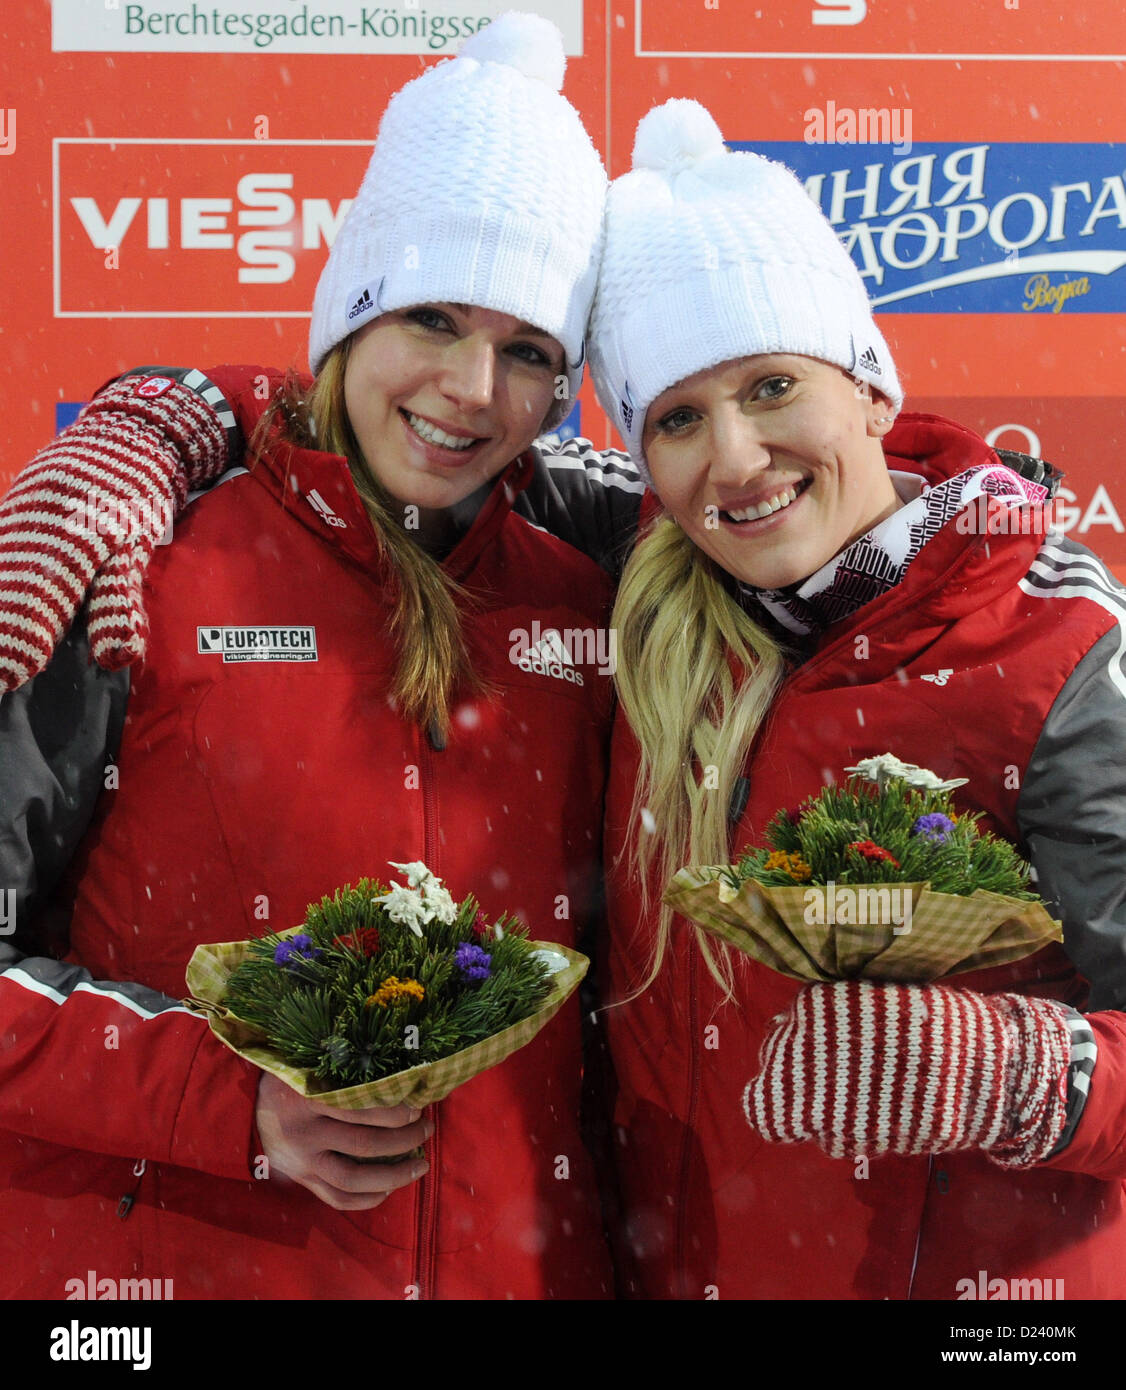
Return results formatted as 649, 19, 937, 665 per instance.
0, 371, 234, 689
744, 979, 1072, 1168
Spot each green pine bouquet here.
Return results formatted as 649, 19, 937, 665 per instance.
664, 754, 1063, 983
186, 862, 587, 1108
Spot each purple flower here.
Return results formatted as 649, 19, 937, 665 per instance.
912, 813, 955, 843
454, 941, 492, 985
274, 934, 321, 968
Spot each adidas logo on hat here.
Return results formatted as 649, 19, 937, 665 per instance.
347, 285, 376, 323
620, 380, 636, 431
858, 345, 882, 376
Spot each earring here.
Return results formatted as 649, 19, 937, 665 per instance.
875, 415, 893, 424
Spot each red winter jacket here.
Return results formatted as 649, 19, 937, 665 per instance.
602, 413, 1126, 1300
0, 366, 617, 1300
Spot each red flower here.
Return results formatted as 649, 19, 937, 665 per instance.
472, 910, 491, 938
847, 839, 901, 868
333, 927, 382, 958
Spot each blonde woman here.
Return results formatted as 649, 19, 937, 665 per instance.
588, 100, 1126, 1300
0, 16, 641, 1300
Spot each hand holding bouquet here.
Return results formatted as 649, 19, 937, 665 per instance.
663, 755, 1074, 1165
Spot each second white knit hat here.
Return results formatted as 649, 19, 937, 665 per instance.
589, 99, 903, 472
309, 12, 607, 419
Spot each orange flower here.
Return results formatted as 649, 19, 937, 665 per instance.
365, 976, 425, 1009
763, 850, 813, 882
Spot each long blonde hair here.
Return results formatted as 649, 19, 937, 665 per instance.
611, 514, 788, 996
252, 339, 486, 743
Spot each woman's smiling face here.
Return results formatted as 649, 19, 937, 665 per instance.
343, 302, 565, 516
642, 353, 900, 591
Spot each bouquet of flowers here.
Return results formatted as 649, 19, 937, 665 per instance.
186, 861, 586, 1108
664, 754, 1063, 983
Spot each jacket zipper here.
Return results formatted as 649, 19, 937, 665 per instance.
675, 949, 702, 1297
411, 723, 443, 1299
905, 1154, 947, 1300
116, 1159, 147, 1220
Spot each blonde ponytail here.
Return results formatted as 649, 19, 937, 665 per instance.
612, 515, 787, 997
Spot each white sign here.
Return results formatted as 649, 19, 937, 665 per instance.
197, 625, 319, 661
52, 0, 582, 56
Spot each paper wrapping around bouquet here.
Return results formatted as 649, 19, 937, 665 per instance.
664, 869, 1063, 983
185, 932, 588, 1108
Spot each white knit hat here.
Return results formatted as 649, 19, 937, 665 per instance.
309, 11, 607, 419
589, 99, 903, 472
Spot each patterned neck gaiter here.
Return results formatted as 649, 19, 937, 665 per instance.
741, 463, 1048, 638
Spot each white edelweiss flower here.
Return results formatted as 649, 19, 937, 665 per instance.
844, 753, 968, 793
901, 768, 943, 788
388, 860, 435, 888
900, 768, 969, 792
421, 882, 458, 925
374, 883, 428, 937
844, 753, 913, 783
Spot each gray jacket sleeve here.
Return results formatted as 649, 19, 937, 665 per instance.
1018, 624, 1126, 1013
514, 437, 647, 582
0, 610, 201, 1055
0, 613, 128, 959
1017, 623, 1126, 1152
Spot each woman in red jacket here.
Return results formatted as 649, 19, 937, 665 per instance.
0, 14, 637, 1300
586, 100, 1126, 1299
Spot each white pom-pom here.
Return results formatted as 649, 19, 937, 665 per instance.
460, 11, 566, 92
632, 98, 726, 176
